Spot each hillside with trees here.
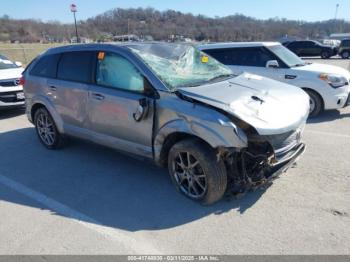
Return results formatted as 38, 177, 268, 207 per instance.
1, 7, 350, 43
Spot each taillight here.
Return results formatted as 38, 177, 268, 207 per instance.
19, 76, 25, 86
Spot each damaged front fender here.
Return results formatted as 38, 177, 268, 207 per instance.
153, 92, 248, 165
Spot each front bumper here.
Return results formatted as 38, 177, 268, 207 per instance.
0, 91, 25, 108
267, 142, 305, 180
226, 142, 306, 197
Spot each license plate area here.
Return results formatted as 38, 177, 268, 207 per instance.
16, 92, 25, 100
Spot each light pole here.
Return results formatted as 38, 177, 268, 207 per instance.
70, 4, 79, 43
127, 18, 130, 42
334, 3, 339, 20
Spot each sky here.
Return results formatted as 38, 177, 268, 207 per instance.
0, 0, 349, 23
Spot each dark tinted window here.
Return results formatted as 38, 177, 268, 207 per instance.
302, 41, 316, 47
57, 51, 94, 83
204, 47, 276, 67
342, 40, 350, 47
287, 42, 301, 48
30, 54, 61, 78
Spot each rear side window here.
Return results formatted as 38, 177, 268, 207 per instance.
30, 54, 61, 78
204, 47, 276, 67
57, 51, 94, 83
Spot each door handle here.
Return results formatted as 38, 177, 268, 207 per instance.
49, 85, 57, 91
91, 93, 105, 101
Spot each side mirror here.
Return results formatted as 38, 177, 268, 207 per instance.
15, 61, 23, 67
266, 60, 279, 68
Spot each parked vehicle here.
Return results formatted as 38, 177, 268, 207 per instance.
23, 43, 308, 204
0, 55, 24, 109
337, 39, 350, 59
198, 42, 350, 117
285, 40, 337, 59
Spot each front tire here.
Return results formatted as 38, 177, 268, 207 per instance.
321, 51, 330, 59
34, 107, 64, 149
304, 89, 323, 117
168, 139, 227, 205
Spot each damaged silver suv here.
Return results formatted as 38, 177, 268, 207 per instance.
23, 43, 309, 205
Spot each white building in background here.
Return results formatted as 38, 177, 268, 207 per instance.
330, 33, 350, 40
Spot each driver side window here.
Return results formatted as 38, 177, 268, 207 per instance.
96, 52, 144, 92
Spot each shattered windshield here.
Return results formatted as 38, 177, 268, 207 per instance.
129, 43, 233, 90
0, 55, 18, 70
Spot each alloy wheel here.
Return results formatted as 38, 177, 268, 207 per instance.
36, 112, 56, 146
172, 151, 207, 199
309, 96, 316, 114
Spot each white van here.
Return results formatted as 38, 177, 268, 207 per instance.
198, 42, 350, 117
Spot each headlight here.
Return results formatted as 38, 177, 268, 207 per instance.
319, 73, 348, 88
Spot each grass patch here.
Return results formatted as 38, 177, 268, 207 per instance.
0, 43, 65, 65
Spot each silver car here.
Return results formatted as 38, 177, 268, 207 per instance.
23, 43, 309, 205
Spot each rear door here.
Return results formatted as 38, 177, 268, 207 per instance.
47, 51, 94, 131
87, 51, 155, 158
204, 47, 287, 82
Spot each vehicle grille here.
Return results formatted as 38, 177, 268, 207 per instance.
0, 91, 24, 103
0, 79, 20, 87
250, 125, 304, 160
263, 130, 300, 152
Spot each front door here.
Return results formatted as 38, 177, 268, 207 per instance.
87, 51, 155, 158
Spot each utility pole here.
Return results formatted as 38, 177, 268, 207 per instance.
70, 4, 79, 43
128, 18, 130, 41
334, 3, 339, 20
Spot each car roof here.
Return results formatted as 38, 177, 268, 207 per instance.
44, 42, 193, 55
197, 42, 281, 50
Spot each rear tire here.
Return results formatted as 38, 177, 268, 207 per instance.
34, 107, 64, 149
304, 89, 323, 117
321, 51, 330, 59
168, 139, 227, 205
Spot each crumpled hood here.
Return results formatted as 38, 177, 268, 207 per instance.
295, 63, 350, 78
0, 67, 23, 80
177, 73, 310, 135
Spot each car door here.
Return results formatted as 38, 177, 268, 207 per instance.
287, 42, 302, 56
302, 41, 318, 56
208, 47, 287, 82
47, 51, 93, 131
87, 51, 155, 158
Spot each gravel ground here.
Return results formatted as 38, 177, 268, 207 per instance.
0, 59, 349, 255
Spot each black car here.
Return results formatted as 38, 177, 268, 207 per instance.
285, 40, 336, 59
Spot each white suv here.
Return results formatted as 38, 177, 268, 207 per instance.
198, 42, 350, 117
0, 55, 25, 109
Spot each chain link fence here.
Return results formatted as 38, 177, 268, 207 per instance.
0, 44, 63, 66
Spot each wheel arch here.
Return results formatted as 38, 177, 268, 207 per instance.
153, 118, 248, 167
30, 97, 64, 133
156, 131, 214, 167
302, 87, 325, 110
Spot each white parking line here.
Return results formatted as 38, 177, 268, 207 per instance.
0, 174, 160, 254
305, 129, 350, 139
